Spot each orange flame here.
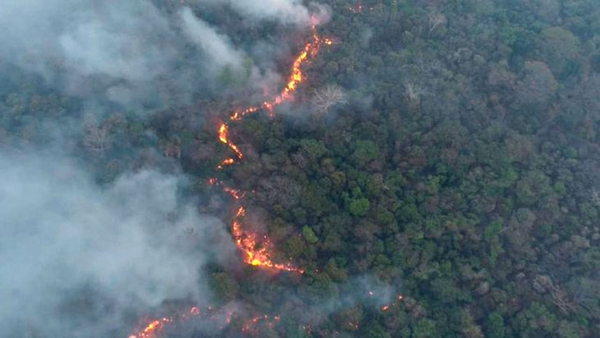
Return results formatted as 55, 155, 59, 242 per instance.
224, 186, 244, 200
129, 318, 171, 338
218, 123, 243, 160
211, 17, 328, 274
129, 305, 235, 338
230, 206, 303, 272
241, 314, 281, 333
217, 158, 236, 169
380, 294, 404, 312
227, 21, 323, 121
131, 14, 330, 338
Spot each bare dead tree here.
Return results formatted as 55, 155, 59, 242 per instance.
83, 124, 112, 155
427, 10, 446, 37
534, 275, 579, 314
405, 81, 424, 103
592, 187, 600, 207
548, 282, 578, 314
257, 176, 301, 208
312, 85, 347, 114
161, 136, 181, 159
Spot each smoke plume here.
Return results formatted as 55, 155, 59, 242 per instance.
0, 150, 235, 337
180, 7, 244, 71
0, 1, 375, 336
198, 0, 312, 25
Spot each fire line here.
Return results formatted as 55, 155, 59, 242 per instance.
129, 14, 332, 338
214, 19, 327, 274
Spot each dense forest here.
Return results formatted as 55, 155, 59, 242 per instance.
1, 0, 600, 337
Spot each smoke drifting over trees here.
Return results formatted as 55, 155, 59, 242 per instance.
0, 0, 326, 111
4, 0, 600, 337
0, 0, 333, 336
198, 0, 314, 25
0, 151, 235, 337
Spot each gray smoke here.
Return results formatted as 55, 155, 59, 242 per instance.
0, 1, 331, 336
0, 0, 323, 110
180, 7, 244, 71
198, 0, 312, 25
0, 151, 235, 337
1, 1, 177, 107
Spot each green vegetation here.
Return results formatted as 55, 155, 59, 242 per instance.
3, 0, 600, 336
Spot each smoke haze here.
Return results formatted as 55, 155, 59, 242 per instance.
0, 0, 322, 110
180, 7, 244, 71
0, 1, 386, 336
0, 150, 235, 337
198, 0, 312, 25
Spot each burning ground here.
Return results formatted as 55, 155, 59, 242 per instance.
0, 1, 402, 337
0, 151, 236, 337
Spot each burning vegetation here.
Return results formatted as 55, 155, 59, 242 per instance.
130, 8, 404, 338
211, 17, 329, 274
129, 14, 331, 338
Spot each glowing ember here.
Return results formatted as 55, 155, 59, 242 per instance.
241, 314, 281, 333
231, 106, 259, 121
347, 1, 378, 13
218, 123, 244, 160
211, 17, 328, 274
380, 294, 404, 312
230, 206, 303, 273
131, 12, 326, 338
225, 20, 324, 121
217, 158, 236, 169
190, 307, 201, 315
224, 186, 244, 200
129, 318, 171, 338
129, 305, 235, 338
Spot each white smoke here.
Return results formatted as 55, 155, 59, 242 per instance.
180, 7, 244, 70
203, 0, 311, 25
0, 151, 235, 337
0, 0, 325, 109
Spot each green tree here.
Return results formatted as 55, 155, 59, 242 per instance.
413, 318, 438, 338
486, 311, 507, 338
348, 197, 370, 217
302, 226, 319, 244
353, 140, 380, 165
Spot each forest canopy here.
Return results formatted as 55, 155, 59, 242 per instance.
0, 0, 600, 337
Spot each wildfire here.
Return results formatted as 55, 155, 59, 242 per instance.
227, 20, 327, 121
211, 16, 330, 274
367, 290, 404, 312
381, 294, 404, 312
217, 158, 236, 170
224, 186, 244, 200
129, 306, 236, 338
347, 1, 380, 13
230, 206, 303, 272
218, 123, 243, 160
130, 307, 286, 338
241, 314, 281, 334
131, 12, 327, 338
129, 318, 171, 338
348, 321, 360, 330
